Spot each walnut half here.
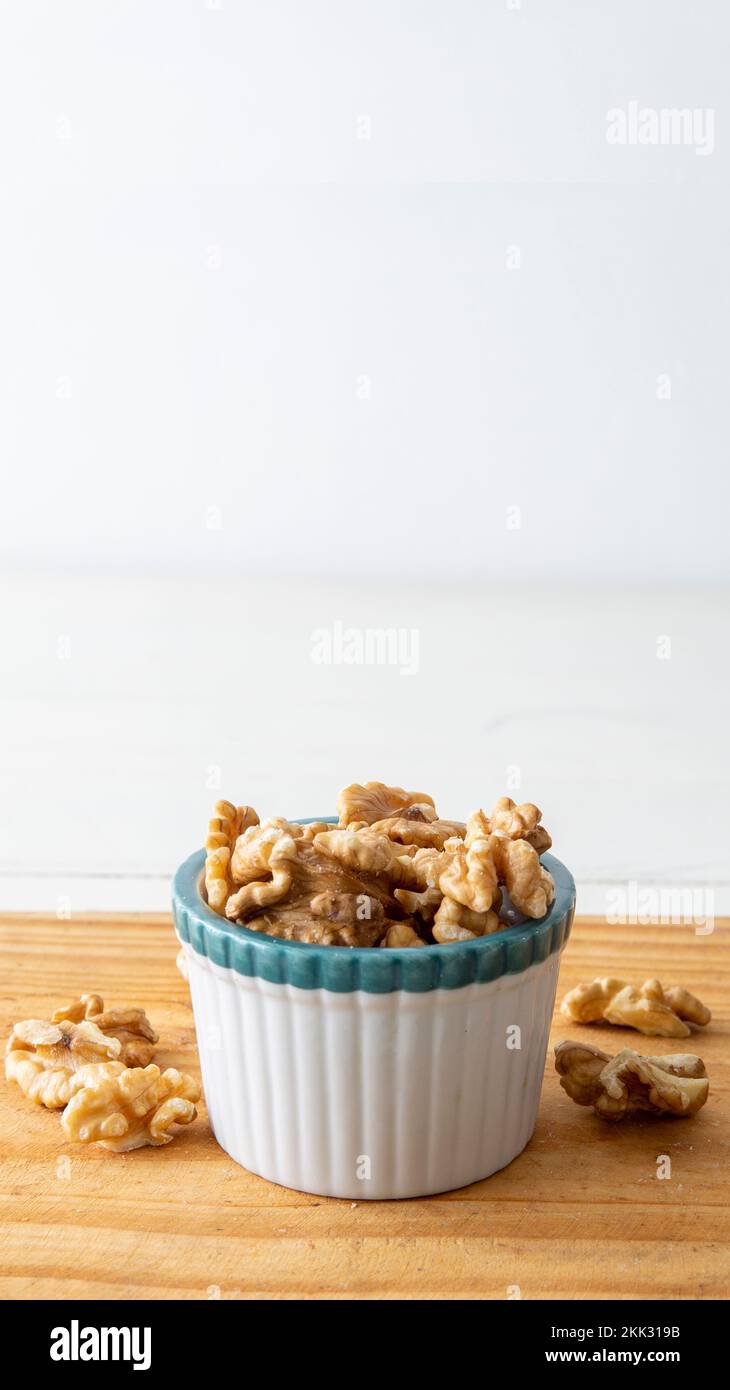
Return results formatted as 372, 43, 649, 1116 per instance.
313, 828, 416, 886
380, 922, 427, 948
226, 820, 299, 919
370, 815, 465, 850
560, 977, 711, 1038
336, 781, 436, 827
61, 1063, 201, 1151
438, 835, 499, 914
554, 1041, 709, 1121
489, 796, 552, 854
204, 800, 259, 915
5, 1019, 123, 1108
432, 896, 501, 942
51, 994, 158, 1066
492, 837, 555, 919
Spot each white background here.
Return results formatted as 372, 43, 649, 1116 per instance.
1, 2, 728, 913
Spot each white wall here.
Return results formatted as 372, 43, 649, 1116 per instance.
0, 0, 728, 583
1, 5, 728, 913
2, 574, 728, 914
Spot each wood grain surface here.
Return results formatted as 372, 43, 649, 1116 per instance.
0, 913, 727, 1301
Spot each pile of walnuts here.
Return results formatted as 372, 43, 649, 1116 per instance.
5, 993, 200, 1152
203, 781, 557, 947
556, 976, 712, 1123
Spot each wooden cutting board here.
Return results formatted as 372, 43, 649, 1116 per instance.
0, 912, 727, 1300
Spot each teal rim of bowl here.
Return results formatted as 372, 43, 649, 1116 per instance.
172, 816, 575, 994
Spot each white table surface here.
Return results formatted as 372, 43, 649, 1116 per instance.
1, 574, 727, 916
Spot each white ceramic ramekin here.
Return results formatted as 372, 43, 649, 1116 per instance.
172, 821, 575, 1200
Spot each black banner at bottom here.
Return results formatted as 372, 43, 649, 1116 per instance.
0, 1297, 722, 1374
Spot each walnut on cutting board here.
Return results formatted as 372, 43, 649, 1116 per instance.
560, 977, 711, 1038
6, 995, 199, 1154
51, 994, 158, 1066
554, 1041, 709, 1120
5, 1018, 123, 1108
61, 1063, 201, 1151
